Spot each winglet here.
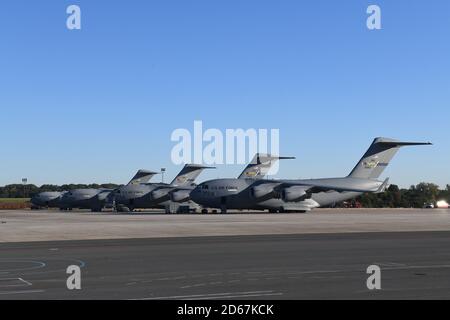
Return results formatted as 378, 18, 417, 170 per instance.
375, 178, 390, 194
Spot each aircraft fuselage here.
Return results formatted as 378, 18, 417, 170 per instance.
190, 178, 382, 212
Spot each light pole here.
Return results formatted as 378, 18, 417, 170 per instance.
161, 168, 166, 183
22, 178, 28, 198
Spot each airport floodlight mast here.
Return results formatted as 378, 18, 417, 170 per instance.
22, 178, 28, 198
161, 168, 166, 183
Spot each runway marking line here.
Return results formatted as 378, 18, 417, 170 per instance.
0, 260, 46, 272
0, 277, 32, 288
383, 264, 450, 271
0, 290, 45, 296
196, 292, 283, 300
134, 290, 280, 300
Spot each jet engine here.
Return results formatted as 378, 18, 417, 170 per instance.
151, 189, 169, 202
170, 190, 191, 203
249, 183, 280, 202
96, 191, 111, 202
281, 186, 310, 202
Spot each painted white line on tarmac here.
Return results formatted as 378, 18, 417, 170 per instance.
0, 290, 45, 296
134, 290, 277, 300
196, 292, 284, 300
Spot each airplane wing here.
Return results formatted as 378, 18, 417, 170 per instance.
251, 178, 388, 203
149, 186, 174, 203
274, 178, 389, 194
168, 187, 195, 203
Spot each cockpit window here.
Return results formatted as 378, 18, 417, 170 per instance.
202, 185, 209, 190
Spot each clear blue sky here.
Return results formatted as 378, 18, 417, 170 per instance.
1, 1, 449, 187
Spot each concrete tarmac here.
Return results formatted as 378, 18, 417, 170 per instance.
1, 208, 450, 300
1, 208, 450, 242
1, 232, 450, 300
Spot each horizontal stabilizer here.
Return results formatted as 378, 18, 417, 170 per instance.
376, 141, 432, 147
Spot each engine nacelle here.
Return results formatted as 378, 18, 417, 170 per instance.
281, 186, 310, 202
250, 183, 280, 202
170, 190, 191, 203
97, 191, 111, 202
151, 189, 169, 201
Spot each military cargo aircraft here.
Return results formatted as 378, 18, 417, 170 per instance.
30, 191, 66, 209
190, 138, 432, 213
57, 169, 157, 212
169, 153, 294, 210
58, 188, 111, 212
111, 164, 213, 213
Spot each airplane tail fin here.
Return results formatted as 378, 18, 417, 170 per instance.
348, 137, 432, 179
238, 154, 295, 179
170, 164, 215, 187
128, 170, 159, 185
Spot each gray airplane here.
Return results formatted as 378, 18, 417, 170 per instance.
30, 191, 66, 209
169, 153, 295, 211
190, 138, 432, 213
58, 169, 157, 212
111, 164, 213, 213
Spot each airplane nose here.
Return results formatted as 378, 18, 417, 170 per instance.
30, 196, 39, 205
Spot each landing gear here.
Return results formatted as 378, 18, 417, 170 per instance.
116, 205, 131, 212
165, 205, 190, 214
279, 208, 308, 214
268, 209, 278, 214
91, 207, 102, 213
201, 209, 209, 214
220, 197, 228, 214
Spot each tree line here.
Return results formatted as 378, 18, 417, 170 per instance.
355, 183, 450, 208
0, 182, 449, 208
